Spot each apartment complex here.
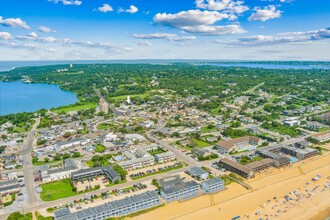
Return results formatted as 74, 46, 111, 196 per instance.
217, 136, 260, 154
71, 166, 121, 183
154, 151, 176, 163
39, 158, 79, 182
160, 180, 200, 202
201, 177, 225, 193
219, 158, 254, 179
310, 131, 330, 143
54, 191, 161, 220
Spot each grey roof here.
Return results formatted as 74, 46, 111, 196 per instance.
56, 214, 76, 220
54, 208, 71, 218
71, 167, 102, 177
0, 179, 18, 187
64, 158, 78, 169
273, 157, 290, 163
155, 151, 175, 158
0, 184, 20, 193
111, 197, 134, 209
131, 192, 151, 203
158, 175, 184, 189
161, 181, 199, 195
146, 190, 159, 199
93, 203, 115, 213
104, 167, 120, 180
190, 167, 208, 176
119, 156, 154, 166
202, 177, 224, 187
74, 208, 96, 219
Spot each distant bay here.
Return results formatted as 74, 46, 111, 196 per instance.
0, 82, 78, 115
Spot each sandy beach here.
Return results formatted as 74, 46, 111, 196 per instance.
132, 153, 330, 220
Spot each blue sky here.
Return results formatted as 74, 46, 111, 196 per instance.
0, 0, 329, 60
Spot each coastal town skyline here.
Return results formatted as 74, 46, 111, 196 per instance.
1, 0, 330, 60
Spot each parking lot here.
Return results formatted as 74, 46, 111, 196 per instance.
74, 175, 109, 192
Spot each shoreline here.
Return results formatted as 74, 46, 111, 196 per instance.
308, 207, 330, 220
132, 154, 330, 220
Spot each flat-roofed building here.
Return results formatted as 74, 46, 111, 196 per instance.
154, 151, 176, 163
280, 146, 318, 160
201, 177, 225, 193
39, 158, 79, 182
310, 131, 330, 143
54, 191, 161, 220
216, 136, 260, 154
158, 175, 184, 189
219, 158, 254, 179
245, 158, 275, 172
160, 180, 200, 202
273, 157, 290, 167
189, 167, 209, 180
119, 156, 154, 171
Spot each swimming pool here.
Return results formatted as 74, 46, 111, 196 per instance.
290, 157, 297, 163
115, 156, 123, 161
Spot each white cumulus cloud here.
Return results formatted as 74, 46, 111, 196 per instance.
98, 4, 113, 13
248, 5, 282, 21
0, 16, 30, 29
118, 5, 139, 14
0, 32, 12, 40
48, 0, 82, 6
132, 33, 196, 41
196, 0, 249, 14
38, 26, 56, 33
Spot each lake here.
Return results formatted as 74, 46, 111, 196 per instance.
0, 82, 78, 115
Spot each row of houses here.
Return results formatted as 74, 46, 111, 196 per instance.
54, 191, 161, 220
40, 158, 79, 182
310, 131, 330, 143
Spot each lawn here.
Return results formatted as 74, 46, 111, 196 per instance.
108, 92, 151, 102
192, 138, 210, 148
86, 159, 110, 168
52, 102, 97, 113
40, 179, 76, 201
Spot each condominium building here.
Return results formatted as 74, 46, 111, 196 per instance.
54, 191, 161, 220
219, 158, 254, 179
160, 180, 200, 202
189, 167, 209, 180
154, 151, 176, 163
71, 166, 121, 183
119, 156, 155, 171
99, 98, 109, 114
201, 177, 225, 193
216, 136, 260, 154
39, 158, 79, 182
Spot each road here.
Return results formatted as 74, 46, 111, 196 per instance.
21, 118, 41, 205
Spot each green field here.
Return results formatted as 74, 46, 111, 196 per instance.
86, 159, 110, 168
192, 138, 210, 148
40, 179, 76, 201
108, 92, 151, 101
52, 102, 97, 113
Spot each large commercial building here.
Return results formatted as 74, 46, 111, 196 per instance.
54, 191, 161, 220
201, 177, 225, 193
71, 166, 121, 183
39, 158, 79, 182
219, 158, 254, 179
280, 146, 318, 160
216, 136, 260, 154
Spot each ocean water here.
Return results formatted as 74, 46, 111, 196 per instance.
0, 81, 78, 115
